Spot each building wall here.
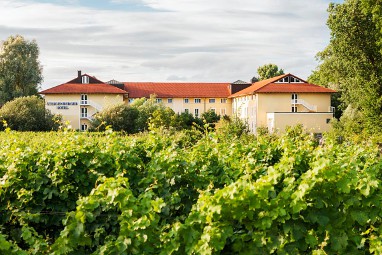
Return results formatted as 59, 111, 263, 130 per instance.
170, 97, 231, 116
232, 92, 333, 133
257, 93, 332, 127
267, 112, 333, 133
44, 94, 124, 130
232, 95, 257, 133
129, 97, 232, 117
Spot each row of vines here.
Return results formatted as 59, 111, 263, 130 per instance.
1, 128, 382, 254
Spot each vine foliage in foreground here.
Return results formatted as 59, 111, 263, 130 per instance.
0, 129, 382, 254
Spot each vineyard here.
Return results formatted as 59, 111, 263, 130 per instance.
1, 127, 382, 254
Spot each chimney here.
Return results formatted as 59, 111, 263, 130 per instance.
78, 70, 82, 78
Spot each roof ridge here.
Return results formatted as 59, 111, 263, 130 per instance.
39, 82, 127, 94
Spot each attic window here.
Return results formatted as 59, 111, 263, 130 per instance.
275, 75, 303, 83
82, 76, 89, 84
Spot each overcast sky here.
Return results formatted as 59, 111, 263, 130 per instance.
0, 0, 343, 90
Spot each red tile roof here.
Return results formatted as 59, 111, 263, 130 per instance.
229, 74, 335, 97
123, 82, 231, 98
39, 83, 127, 94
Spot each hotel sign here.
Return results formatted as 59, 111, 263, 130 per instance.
47, 102, 78, 109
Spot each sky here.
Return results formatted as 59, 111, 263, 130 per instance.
0, 0, 344, 90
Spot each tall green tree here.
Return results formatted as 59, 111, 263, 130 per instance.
255, 63, 284, 81
309, 0, 382, 133
0, 35, 43, 105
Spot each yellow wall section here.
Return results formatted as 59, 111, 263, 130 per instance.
128, 97, 232, 116
268, 112, 333, 133
257, 93, 332, 127
44, 94, 124, 130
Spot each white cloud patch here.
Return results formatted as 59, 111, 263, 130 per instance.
0, 0, 336, 89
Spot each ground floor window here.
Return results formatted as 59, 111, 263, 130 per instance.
220, 108, 226, 115
81, 124, 88, 131
194, 108, 199, 117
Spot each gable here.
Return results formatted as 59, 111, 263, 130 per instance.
229, 73, 335, 97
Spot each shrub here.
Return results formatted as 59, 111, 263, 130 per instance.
91, 104, 139, 133
0, 95, 61, 131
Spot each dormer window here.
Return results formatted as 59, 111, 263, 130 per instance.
82, 76, 89, 84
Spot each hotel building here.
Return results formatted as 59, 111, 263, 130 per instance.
40, 71, 335, 133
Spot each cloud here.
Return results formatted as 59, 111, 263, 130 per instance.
0, 0, 337, 89
166, 75, 187, 81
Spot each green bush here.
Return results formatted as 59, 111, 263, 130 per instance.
0, 96, 60, 131
91, 103, 139, 133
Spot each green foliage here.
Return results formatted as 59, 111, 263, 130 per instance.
256, 63, 284, 80
201, 110, 220, 126
216, 115, 250, 138
131, 96, 167, 132
91, 103, 139, 133
0, 35, 42, 105
149, 107, 177, 130
174, 112, 200, 130
94, 96, 210, 133
309, 0, 382, 133
0, 130, 382, 254
0, 96, 61, 131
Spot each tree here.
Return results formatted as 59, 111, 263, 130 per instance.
149, 107, 177, 130
0, 96, 61, 131
91, 104, 139, 133
0, 35, 43, 106
175, 112, 199, 130
130, 95, 167, 131
256, 64, 284, 81
309, 0, 382, 133
201, 109, 220, 129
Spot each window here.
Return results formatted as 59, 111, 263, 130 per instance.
81, 94, 88, 105
221, 98, 227, 103
167, 98, 173, 103
81, 124, 88, 131
291, 93, 298, 103
128, 98, 135, 103
194, 98, 201, 103
276, 76, 303, 83
194, 108, 199, 117
220, 108, 226, 115
81, 107, 88, 118
210, 108, 216, 113
184, 98, 189, 103
156, 98, 162, 103
209, 98, 215, 103
184, 109, 189, 113
82, 76, 89, 84
292, 106, 297, 112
